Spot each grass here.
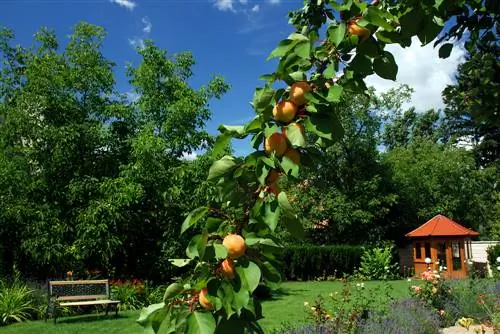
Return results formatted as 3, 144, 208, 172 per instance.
0, 280, 412, 333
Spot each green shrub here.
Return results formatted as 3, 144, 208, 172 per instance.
355, 242, 399, 280
110, 279, 146, 311
486, 244, 500, 279
0, 273, 36, 325
281, 245, 363, 281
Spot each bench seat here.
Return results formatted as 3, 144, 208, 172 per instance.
59, 300, 120, 307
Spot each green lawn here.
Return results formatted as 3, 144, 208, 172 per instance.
0, 280, 412, 334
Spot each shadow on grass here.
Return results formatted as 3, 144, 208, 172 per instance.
258, 287, 310, 301
56, 313, 127, 324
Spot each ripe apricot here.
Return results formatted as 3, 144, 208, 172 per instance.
222, 234, 246, 259
284, 148, 300, 165
348, 21, 370, 38
267, 169, 280, 184
264, 132, 287, 157
283, 122, 305, 139
268, 183, 281, 196
289, 81, 311, 106
199, 288, 213, 310
272, 100, 297, 123
220, 259, 235, 279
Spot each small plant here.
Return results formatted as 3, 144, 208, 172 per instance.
355, 242, 399, 281
409, 268, 451, 312
0, 271, 36, 325
111, 278, 146, 311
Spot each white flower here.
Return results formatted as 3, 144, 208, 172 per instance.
304, 301, 309, 307
443, 266, 447, 270
439, 266, 443, 271
384, 266, 389, 270
497, 266, 500, 271
496, 256, 500, 263
434, 274, 440, 278
311, 307, 316, 311
361, 283, 365, 288
433, 270, 438, 274
356, 283, 361, 287
407, 278, 412, 282
425, 258, 432, 264
435, 261, 440, 265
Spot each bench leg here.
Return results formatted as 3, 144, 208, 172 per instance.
105, 303, 109, 316
115, 304, 119, 317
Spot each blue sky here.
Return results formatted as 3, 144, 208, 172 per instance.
0, 0, 466, 157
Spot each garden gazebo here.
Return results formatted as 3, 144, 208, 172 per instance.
405, 214, 479, 279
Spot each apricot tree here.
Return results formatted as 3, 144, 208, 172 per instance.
137, 0, 497, 333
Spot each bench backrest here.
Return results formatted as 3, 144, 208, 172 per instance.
48, 279, 111, 301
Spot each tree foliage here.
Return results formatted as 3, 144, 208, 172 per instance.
0, 23, 229, 279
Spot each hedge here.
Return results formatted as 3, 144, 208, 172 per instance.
280, 245, 363, 281
486, 243, 500, 266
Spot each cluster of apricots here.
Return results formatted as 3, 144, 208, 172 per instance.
263, 81, 311, 195
198, 233, 247, 310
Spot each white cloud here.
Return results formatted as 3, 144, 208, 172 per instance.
182, 151, 198, 161
142, 17, 152, 34
365, 36, 466, 112
125, 91, 140, 103
251, 4, 260, 12
128, 37, 145, 50
110, 0, 136, 10
269, 0, 280, 4
214, 0, 235, 12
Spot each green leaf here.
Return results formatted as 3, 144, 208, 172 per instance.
253, 86, 275, 114
363, 7, 394, 31
244, 117, 261, 134
281, 155, 299, 178
278, 192, 305, 239
287, 71, 306, 82
357, 36, 380, 58
417, 16, 443, 45
323, 62, 336, 78
218, 125, 246, 138
328, 23, 346, 47
212, 134, 231, 158
287, 32, 309, 41
350, 54, 373, 76
326, 85, 343, 103
373, 51, 398, 81
232, 288, 250, 316
214, 243, 228, 259
208, 156, 237, 180
399, 7, 425, 37
181, 206, 209, 234
163, 283, 183, 301
284, 123, 306, 147
294, 41, 310, 59
438, 43, 453, 59
186, 235, 201, 259
236, 261, 261, 293
267, 39, 297, 60
261, 261, 282, 283
262, 201, 280, 231
168, 258, 192, 268
256, 162, 270, 186
186, 311, 216, 334
137, 302, 168, 334
303, 113, 344, 142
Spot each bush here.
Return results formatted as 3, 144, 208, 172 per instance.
111, 279, 146, 311
281, 245, 363, 281
356, 298, 441, 334
486, 243, 500, 278
355, 241, 399, 280
0, 273, 36, 325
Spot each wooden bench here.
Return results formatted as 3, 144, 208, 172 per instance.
47, 279, 120, 323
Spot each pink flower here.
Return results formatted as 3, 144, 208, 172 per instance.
440, 309, 445, 316
412, 285, 421, 293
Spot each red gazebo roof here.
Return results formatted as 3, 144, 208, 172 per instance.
405, 214, 479, 238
